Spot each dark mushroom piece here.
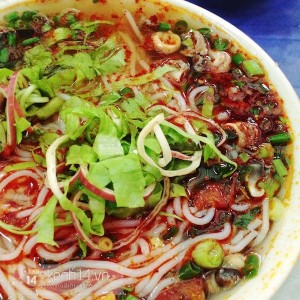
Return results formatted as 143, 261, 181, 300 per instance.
205, 268, 242, 295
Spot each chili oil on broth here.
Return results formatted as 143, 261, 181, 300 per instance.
0, 3, 296, 300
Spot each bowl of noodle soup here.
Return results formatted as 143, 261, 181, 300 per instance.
0, 0, 299, 299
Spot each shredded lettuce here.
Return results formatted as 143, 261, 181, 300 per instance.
4, 162, 36, 172
92, 36, 126, 75
66, 144, 98, 165
24, 44, 53, 73
93, 110, 124, 160
170, 183, 187, 198
112, 65, 176, 89
102, 153, 145, 207
87, 162, 111, 188
36, 196, 58, 246
71, 20, 114, 44
56, 52, 95, 81
0, 68, 13, 83
15, 117, 31, 144
88, 194, 106, 235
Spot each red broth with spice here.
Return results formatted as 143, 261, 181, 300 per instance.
0, 0, 293, 299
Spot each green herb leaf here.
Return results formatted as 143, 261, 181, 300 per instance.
233, 207, 261, 229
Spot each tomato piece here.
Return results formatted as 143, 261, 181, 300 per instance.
156, 278, 206, 300
194, 182, 228, 210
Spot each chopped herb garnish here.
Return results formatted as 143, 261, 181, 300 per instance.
233, 207, 261, 229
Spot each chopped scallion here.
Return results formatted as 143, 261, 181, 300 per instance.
179, 260, 203, 280
244, 254, 260, 279
239, 152, 250, 162
273, 159, 288, 177
0, 48, 9, 63
232, 53, 245, 65
174, 20, 188, 33
213, 38, 229, 51
21, 10, 37, 21
242, 59, 264, 76
41, 23, 52, 33
269, 132, 291, 145
22, 37, 40, 46
158, 22, 171, 31
198, 27, 211, 38
8, 31, 17, 46
5, 12, 19, 23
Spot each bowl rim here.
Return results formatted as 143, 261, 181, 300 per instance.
0, 0, 299, 299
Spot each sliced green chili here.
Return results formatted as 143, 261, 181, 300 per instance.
158, 22, 171, 31
244, 254, 260, 279
269, 132, 291, 145
179, 260, 203, 280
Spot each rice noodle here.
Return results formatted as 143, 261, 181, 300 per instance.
36, 289, 65, 300
101, 75, 112, 91
0, 237, 26, 261
166, 204, 177, 226
118, 31, 137, 76
182, 111, 227, 146
23, 235, 37, 255
153, 123, 172, 167
0, 268, 17, 300
227, 231, 258, 253
46, 135, 70, 200
135, 276, 151, 295
137, 113, 202, 177
70, 277, 111, 300
9, 275, 40, 300
188, 86, 209, 112
138, 251, 186, 297
39, 223, 231, 279
16, 186, 49, 218
36, 244, 78, 262
15, 148, 32, 158
182, 199, 215, 225
253, 199, 269, 246
94, 277, 138, 296
124, 10, 144, 43
231, 218, 262, 245
231, 203, 251, 212
136, 238, 150, 255
147, 276, 177, 300
111, 177, 170, 250
103, 219, 141, 229
147, 223, 167, 237
173, 197, 183, 217
173, 92, 187, 112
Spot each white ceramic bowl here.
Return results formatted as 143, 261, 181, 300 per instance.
0, 0, 299, 299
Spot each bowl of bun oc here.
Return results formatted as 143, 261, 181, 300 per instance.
0, 0, 299, 299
